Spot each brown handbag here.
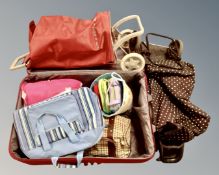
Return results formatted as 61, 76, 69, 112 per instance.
140, 33, 210, 145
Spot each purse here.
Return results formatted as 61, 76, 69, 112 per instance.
140, 33, 211, 162
13, 87, 104, 167
85, 115, 131, 158
21, 78, 82, 105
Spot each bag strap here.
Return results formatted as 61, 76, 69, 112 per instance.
145, 33, 184, 57
143, 33, 184, 69
145, 33, 174, 52
76, 150, 84, 167
51, 150, 84, 168
107, 117, 116, 157
36, 113, 80, 151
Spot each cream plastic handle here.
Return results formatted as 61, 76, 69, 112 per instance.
9, 52, 29, 70
176, 39, 184, 57
112, 15, 144, 51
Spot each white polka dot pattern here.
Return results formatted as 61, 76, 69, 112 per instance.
144, 44, 210, 145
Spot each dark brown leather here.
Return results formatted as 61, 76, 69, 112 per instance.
157, 140, 184, 163
107, 117, 116, 157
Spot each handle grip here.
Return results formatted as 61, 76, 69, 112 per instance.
36, 113, 79, 151
112, 15, 144, 51
9, 52, 29, 70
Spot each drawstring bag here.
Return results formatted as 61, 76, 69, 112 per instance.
141, 33, 210, 146
13, 87, 104, 167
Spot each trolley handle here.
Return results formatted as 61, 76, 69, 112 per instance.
9, 52, 29, 70
112, 15, 144, 51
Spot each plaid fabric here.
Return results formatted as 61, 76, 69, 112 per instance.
85, 115, 131, 158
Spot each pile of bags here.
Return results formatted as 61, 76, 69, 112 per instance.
9, 11, 210, 167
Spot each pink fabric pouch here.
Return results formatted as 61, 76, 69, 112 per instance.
21, 79, 82, 105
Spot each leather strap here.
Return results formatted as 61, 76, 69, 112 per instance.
107, 117, 116, 157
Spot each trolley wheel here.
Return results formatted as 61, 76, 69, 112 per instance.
120, 53, 145, 72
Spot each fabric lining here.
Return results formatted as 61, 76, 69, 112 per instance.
9, 69, 155, 159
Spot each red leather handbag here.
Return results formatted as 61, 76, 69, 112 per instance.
11, 11, 114, 70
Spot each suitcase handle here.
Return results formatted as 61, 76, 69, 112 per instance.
112, 15, 144, 51
9, 52, 29, 70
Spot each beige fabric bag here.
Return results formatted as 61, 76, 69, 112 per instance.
85, 115, 131, 158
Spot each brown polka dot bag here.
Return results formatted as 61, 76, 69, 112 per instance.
140, 33, 210, 162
